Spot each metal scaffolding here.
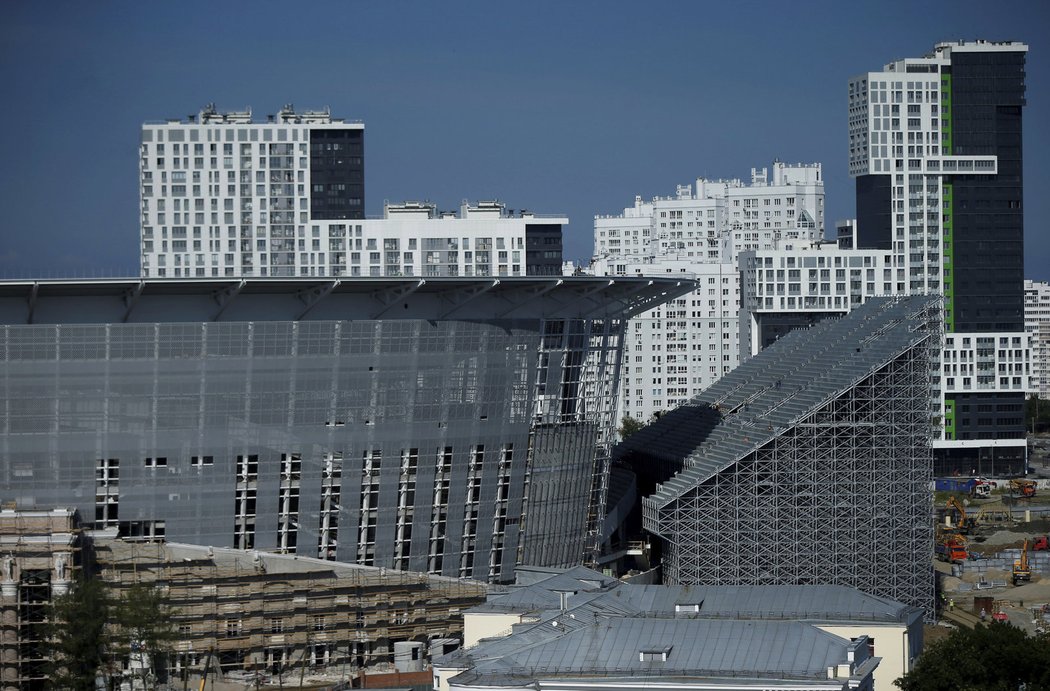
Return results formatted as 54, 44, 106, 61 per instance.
0, 509, 79, 691
633, 296, 940, 620
94, 539, 489, 685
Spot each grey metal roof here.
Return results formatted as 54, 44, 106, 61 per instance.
605, 584, 916, 623
452, 618, 852, 684
469, 566, 619, 613
0, 276, 697, 324
512, 562, 613, 583
470, 576, 916, 624
521, 565, 618, 590
442, 572, 906, 686
468, 585, 567, 614
622, 295, 939, 509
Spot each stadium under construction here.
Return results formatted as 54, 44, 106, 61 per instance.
0, 276, 694, 582
618, 295, 941, 618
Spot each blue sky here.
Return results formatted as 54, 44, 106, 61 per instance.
1, 1, 1047, 280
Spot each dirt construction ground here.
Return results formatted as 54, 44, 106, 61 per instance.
936, 519, 1050, 637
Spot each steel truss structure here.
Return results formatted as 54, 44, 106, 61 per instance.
631, 296, 940, 619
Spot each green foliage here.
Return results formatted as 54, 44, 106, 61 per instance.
47, 579, 178, 691
895, 622, 1050, 691
1027, 394, 1050, 433
47, 577, 111, 691
112, 583, 179, 690
618, 416, 645, 440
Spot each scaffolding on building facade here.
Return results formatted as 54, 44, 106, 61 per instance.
0, 509, 79, 691
630, 296, 941, 620
93, 539, 489, 685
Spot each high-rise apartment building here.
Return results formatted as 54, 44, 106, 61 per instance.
588, 163, 823, 423
140, 104, 364, 278
738, 240, 894, 356
848, 40, 1029, 474
594, 162, 823, 261
1025, 279, 1050, 398
140, 106, 566, 280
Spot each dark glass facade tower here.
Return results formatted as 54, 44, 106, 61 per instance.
943, 48, 1027, 474
948, 49, 1026, 333
309, 128, 365, 219
850, 42, 1028, 475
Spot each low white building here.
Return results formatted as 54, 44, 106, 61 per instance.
438, 567, 921, 691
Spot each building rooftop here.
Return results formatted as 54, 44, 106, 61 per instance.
0, 276, 696, 325
453, 617, 859, 686
468, 569, 918, 625
97, 540, 480, 590
932, 39, 1028, 54
148, 103, 362, 126
444, 569, 914, 690
382, 199, 566, 222
605, 584, 917, 623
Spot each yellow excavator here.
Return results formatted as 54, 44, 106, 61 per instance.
1012, 538, 1032, 586
945, 496, 976, 534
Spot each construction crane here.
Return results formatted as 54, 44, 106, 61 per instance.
945, 496, 976, 534
1013, 538, 1032, 586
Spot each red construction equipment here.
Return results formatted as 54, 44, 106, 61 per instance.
1010, 478, 1036, 499
936, 534, 968, 563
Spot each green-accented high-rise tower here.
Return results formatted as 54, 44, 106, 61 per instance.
848, 40, 1028, 476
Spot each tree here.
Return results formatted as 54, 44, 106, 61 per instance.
111, 583, 179, 691
618, 416, 644, 440
1026, 394, 1050, 434
894, 622, 1050, 691
48, 577, 111, 691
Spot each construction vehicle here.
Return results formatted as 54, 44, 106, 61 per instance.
1034, 536, 1049, 552
1013, 538, 1032, 586
945, 496, 976, 534
1010, 478, 1037, 499
970, 478, 993, 498
974, 502, 1014, 529
936, 534, 968, 563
